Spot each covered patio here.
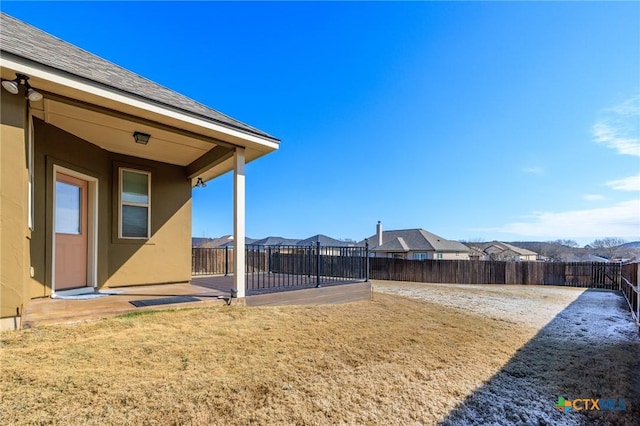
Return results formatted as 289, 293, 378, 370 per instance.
20, 278, 372, 328
1, 13, 279, 330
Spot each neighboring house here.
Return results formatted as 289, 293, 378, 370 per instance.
467, 245, 490, 261
250, 236, 301, 246
363, 222, 471, 260
296, 234, 356, 247
476, 241, 539, 261
297, 234, 357, 256
192, 235, 257, 248
194, 233, 355, 255
0, 13, 279, 329
216, 236, 257, 249
558, 253, 609, 263
192, 237, 215, 248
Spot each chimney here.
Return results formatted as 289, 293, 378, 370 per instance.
376, 221, 383, 247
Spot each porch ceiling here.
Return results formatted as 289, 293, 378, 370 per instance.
35, 98, 216, 167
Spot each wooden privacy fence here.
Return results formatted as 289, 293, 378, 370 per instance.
369, 258, 622, 289
193, 248, 625, 291
192, 247, 234, 276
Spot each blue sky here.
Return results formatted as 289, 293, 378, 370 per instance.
3, 1, 639, 245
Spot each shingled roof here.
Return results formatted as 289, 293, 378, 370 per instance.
365, 229, 470, 253
250, 237, 301, 246
0, 12, 278, 142
482, 241, 538, 256
296, 234, 355, 247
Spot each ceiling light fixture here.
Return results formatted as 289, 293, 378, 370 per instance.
132, 131, 151, 145
1, 73, 43, 101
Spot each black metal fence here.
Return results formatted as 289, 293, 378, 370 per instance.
192, 244, 369, 291
246, 244, 368, 292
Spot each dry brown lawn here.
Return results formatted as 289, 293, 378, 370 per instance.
1, 286, 638, 425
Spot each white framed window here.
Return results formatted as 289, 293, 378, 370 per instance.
414, 252, 427, 260
436, 253, 443, 260
119, 168, 150, 239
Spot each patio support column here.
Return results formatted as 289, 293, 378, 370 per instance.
233, 147, 246, 299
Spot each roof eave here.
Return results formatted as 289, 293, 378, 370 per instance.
0, 53, 280, 151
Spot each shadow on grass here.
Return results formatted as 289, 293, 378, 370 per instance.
438, 289, 640, 426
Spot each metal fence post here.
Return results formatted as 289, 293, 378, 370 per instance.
365, 240, 370, 282
316, 241, 321, 287
637, 264, 640, 332
224, 246, 229, 276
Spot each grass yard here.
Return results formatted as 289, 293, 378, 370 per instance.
1, 284, 639, 425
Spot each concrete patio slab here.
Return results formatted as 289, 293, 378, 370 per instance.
21, 282, 229, 328
19, 277, 372, 329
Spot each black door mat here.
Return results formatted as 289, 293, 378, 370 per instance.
129, 296, 201, 308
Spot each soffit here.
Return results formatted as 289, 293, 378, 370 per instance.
36, 99, 212, 167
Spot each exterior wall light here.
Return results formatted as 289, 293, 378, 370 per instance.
1, 73, 43, 101
1, 76, 20, 94
133, 131, 151, 145
195, 177, 207, 188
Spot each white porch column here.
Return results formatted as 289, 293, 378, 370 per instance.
233, 147, 246, 298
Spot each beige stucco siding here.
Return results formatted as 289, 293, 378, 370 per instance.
0, 93, 29, 320
373, 251, 471, 261
438, 252, 471, 260
2, 112, 194, 323
106, 157, 191, 287
31, 119, 109, 297
31, 119, 192, 292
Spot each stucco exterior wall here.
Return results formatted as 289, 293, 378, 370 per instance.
30, 119, 109, 298
1, 113, 194, 325
31, 119, 191, 292
0, 94, 29, 322
372, 251, 470, 260
438, 252, 471, 260
106, 157, 192, 287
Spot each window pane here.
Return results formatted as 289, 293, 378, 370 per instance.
122, 170, 148, 204
55, 181, 81, 234
122, 205, 148, 238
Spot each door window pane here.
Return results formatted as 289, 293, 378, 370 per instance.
55, 181, 81, 234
